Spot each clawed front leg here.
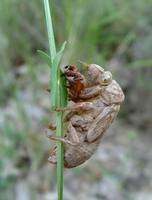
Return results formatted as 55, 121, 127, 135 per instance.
79, 85, 102, 100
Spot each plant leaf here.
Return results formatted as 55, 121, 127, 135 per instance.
51, 41, 67, 107
37, 50, 52, 66
52, 41, 67, 68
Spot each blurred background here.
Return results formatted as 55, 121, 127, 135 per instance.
0, 0, 152, 200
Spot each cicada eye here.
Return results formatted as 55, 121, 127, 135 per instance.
99, 71, 112, 85
64, 65, 76, 71
64, 65, 69, 69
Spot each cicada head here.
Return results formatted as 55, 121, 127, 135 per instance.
63, 65, 86, 101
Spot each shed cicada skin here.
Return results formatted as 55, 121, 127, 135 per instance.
47, 63, 125, 168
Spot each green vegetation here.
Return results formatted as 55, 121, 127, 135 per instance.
0, 0, 152, 103
42, 0, 67, 199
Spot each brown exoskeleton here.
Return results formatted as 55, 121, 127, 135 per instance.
46, 63, 125, 168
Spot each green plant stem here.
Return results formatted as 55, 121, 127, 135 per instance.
43, 1, 67, 200
44, 0, 56, 60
